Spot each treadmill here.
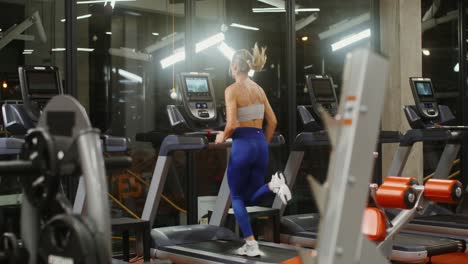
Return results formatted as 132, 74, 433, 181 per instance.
275, 75, 465, 262
0, 66, 128, 211
141, 72, 309, 263
394, 78, 468, 242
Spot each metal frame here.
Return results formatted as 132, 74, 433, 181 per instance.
458, 0, 468, 200
286, 0, 297, 149
65, 0, 77, 97
312, 49, 390, 264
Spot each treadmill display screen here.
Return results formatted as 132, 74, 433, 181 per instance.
26, 71, 59, 95
185, 77, 209, 95
415, 81, 434, 98
311, 78, 335, 101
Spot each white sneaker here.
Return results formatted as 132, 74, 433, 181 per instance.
237, 240, 261, 257
269, 172, 292, 204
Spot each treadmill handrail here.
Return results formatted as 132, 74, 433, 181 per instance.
399, 129, 453, 146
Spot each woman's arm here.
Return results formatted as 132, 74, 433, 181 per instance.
263, 94, 277, 143
216, 87, 238, 143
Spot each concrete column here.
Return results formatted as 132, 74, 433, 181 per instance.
380, 0, 423, 180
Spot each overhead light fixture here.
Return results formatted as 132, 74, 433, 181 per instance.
217, 42, 235, 61
152, 32, 159, 36
160, 33, 226, 68
109, 47, 152, 62
252, 7, 320, 13
106, 31, 112, 35
2, 81, 7, 89
304, 64, 313, 70
23, 49, 34, 55
145, 32, 184, 53
161, 50, 185, 69
195, 33, 225, 53
319, 13, 370, 40
77, 48, 95, 52
51, 48, 94, 52
454, 63, 459, 72
301, 36, 309, 42
77, 0, 135, 4
112, 68, 143, 83
61, 14, 92, 22
331, 28, 371, 52
230, 23, 259, 31
422, 49, 431, 56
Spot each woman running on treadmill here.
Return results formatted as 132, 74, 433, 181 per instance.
215, 43, 292, 257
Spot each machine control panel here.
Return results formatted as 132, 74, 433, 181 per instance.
307, 75, 338, 118
409, 77, 439, 119
179, 72, 217, 121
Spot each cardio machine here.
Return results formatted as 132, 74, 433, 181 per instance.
276, 75, 464, 263
389, 78, 468, 245
141, 72, 309, 264
2, 65, 127, 152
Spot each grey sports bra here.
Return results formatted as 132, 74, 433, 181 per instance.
237, 104, 264, 122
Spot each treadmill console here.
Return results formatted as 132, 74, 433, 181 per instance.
409, 77, 438, 119
307, 75, 338, 116
18, 66, 63, 121
179, 72, 217, 122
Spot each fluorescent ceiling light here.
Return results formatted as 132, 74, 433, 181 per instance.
331, 28, 371, 52
152, 32, 159, 36
217, 42, 235, 61
161, 50, 185, 69
51, 48, 94, 52
195, 33, 225, 53
113, 68, 143, 83
24, 49, 34, 52
77, 0, 135, 3
319, 13, 370, 40
230, 23, 259, 31
109, 47, 152, 62
252, 7, 320, 13
106, 32, 112, 35
422, 49, 430, 56
78, 14, 92, 19
77, 48, 95, 52
145, 32, 184, 53
454, 63, 459, 72
160, 33, 226, 68
22, 51, 33, 55
61, 14, 92, 22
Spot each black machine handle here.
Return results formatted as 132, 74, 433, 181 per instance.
104, 156, 132, 170
0, 157, 132, 174
0, 160, 35, 173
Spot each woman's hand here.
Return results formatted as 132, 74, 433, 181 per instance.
215, 132, 225, 144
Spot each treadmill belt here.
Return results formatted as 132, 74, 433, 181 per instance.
394, 233, 461, 256
165, 240, 300, 263
412, 215, 468, 229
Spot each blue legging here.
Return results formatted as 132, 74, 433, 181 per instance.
227, 127, 272, 238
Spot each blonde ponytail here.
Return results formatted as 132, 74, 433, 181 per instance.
232, 42, 267, 74
248, 43, 267, 72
